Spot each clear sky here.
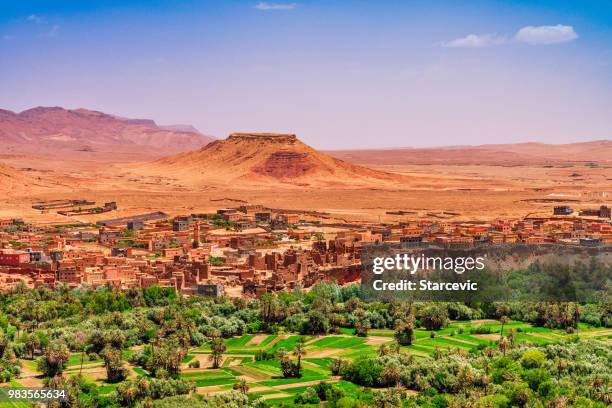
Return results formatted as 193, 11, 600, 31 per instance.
1, 0, 611, 149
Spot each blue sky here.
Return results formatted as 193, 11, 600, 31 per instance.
1, 1, 611, 149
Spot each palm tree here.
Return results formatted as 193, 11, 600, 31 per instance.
233, 378, 249, 395
293, 337, 306, 376
209, 338, 226, 369
498, 336, 509, 356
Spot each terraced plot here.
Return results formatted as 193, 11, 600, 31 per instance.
13, 321, 611, 406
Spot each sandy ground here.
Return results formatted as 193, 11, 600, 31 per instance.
1, 152, 610, 224
247, 334, 271, 346
365, 336, 395, 345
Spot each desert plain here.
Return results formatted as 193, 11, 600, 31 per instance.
0, 108, 610, 226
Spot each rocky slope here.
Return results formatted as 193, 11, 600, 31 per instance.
142, 132, 404, 187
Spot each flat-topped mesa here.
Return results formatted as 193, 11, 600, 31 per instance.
227, 132, 297, 144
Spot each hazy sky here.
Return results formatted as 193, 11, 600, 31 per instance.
1, 0, 611, 149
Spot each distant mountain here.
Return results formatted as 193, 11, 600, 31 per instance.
0, 106, 214, 155
327, 140, 612, 165
158, 124, 204, 134
140, 132, 404, 187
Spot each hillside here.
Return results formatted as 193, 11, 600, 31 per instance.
328, 140, 612, 165
0, 106, 214, 156
0, 162, 32, 194
141, 132, 404, 187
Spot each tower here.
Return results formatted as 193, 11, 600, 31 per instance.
192, 222, 201, 248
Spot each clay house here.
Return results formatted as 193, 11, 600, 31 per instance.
492, 220, 513, 233
173, 218, 191, 232
275, 213, 300, 225
127, 221, 144, 230
222, 212, 242, 222
255, 212, 272, 222
580, 205, 611, 219
554, 206, 574, 215
238, 205, 265, 214
0, 249, 30, 266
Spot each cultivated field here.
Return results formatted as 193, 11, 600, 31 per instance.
7, 319, 610, 406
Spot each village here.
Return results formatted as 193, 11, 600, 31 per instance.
0, 202, 610, 295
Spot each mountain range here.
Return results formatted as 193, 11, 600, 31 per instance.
328, 140, 612, 165
0, 106, 214, 156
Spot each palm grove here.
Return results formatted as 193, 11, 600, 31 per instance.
0, 278, 609, 407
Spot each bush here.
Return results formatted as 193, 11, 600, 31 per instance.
470, 325, 492, 334
341, 357, 383, 387
521, 350, 545, 369
334, 397, 361, 408
522, 368, 551, 391
581, 312, 601, 327
474, 394, 510, 408
255, 349, 275, 361
188, 360, 200, 368
294, 387, 320, 404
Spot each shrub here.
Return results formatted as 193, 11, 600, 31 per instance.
522, 368, 551, 391
341, 357, 383, 387
294, 387, 320, 404
470, 325, 492, 334
474, 394, 510, 408
521, 350, 545, 369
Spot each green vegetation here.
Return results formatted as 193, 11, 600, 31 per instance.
0, 282, 608, 407
209, 256, 224, 266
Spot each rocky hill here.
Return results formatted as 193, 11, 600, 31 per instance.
142, 132, 404, 187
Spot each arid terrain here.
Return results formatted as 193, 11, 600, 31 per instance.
1, 107, 610, 225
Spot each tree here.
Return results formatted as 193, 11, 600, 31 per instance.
418, 305, 449, 331
354, 307, 369, 337
102, 347, 128, 383
151, 342, 186, 376
394, 316, 415, 346
330, 357, 347, 376
22, 332, 41, 359
276, 348, 299, 378
37, 341, 69, 377
233, 378, 249, 395
293, 337, 306, 377
259, 293, 283, 331
495, 304, 511, 319
302, 310, 330, 335
498, 336, 510, 356
209, 338, 226, 369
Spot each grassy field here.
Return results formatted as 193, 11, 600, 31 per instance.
12, 320, 611, 405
